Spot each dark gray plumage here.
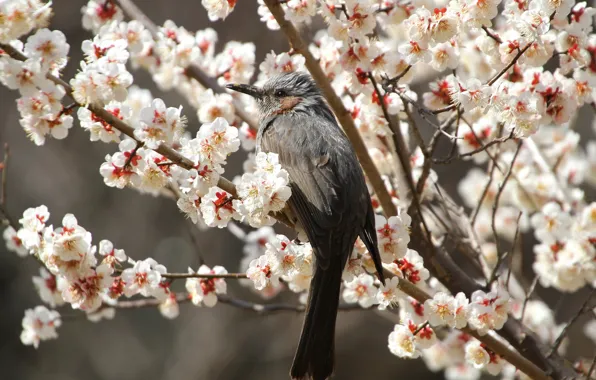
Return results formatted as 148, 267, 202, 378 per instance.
227, 72, 384, 380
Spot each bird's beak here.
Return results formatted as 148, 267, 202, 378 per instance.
225, 83, 262, 99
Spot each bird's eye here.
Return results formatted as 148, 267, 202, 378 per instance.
274, 89, 287, 97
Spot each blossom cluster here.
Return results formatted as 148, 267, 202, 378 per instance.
0, 28, 72, 145
4, 205, 200, 346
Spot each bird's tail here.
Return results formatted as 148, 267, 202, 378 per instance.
291, 258, 343, 380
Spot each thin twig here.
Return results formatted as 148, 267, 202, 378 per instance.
549, 289, 595, 357
434, 131, 516, 164
506, 212, 523, 288
489, 141, 523, 286
482, 25, 503, 44
1, 143, 8, 208
519, 276, 539, 325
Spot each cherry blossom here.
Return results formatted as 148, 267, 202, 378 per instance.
20, 306, 61, 348
343, 273, 378, 308
3, 226, 28, 257
121, 258, 167, 299
201, 0, 237, 21
186, 265, 228, 307
388, 324, 420, 359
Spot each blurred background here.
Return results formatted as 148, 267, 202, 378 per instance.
0, 1, 593, 380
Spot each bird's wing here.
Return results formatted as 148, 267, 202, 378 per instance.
259, 115, 353, 269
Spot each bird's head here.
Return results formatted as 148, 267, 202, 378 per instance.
226, 71, 324, 118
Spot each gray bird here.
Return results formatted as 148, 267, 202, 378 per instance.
227, 72, 384, 380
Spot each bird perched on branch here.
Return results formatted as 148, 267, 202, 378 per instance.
227, 72, 385, 380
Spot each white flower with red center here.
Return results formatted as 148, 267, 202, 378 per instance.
78, 102, 127, 143
246, 253, 280, 290
0, 1, 52, 43
257, 0, 279, 30
201, 0, 237, 21
467, 288, 510, 334
81, 37, 129, 66
62, 264, 113, 311
121, 258, 166, 298
450, 77, 491, 113
407, 320, 437, 349
214, 41, 255, 86
200, 186, 240, 228
24, 29, 69, 71
20, 110, 74, 146
186, 265, 228, 307
195, 117, 240, 165
531, 202, 573, 244
388, 324, 420, 358
81, 0, 124, 33
17, 205, 49, 250
344, 0, 376, 39
99, 140, 146, 189
400, 297, 427, 325
343, 273, 378, 308
18, 84, 65, 120
430, 8, 459, 43
51, 214, 92, 263
423, 78, 454, 111
159, 293, 180, 319
0, 57, 52, 96
464, 340, 490, 368
239, 123, 257, 151
195, 28, 218, 59
32, 268, 65, 308
20, 306, 61, 348
236, 152, 292, 228
197, 90, 236, 124
429, 41, 460, 72
3, 226, 28, 257
176, 191, 205, 226
284, 0, 317, 24
258, 51, 306, 81
398, 40, 430, 65
377, 277, 401, 310
454, 292, 470, 328
98, 239, 127, 267
392, 249, 429, 285
265, 234, 298, 276
464, 0, 500, 26
424, 292, 457, 327
375, 213, 411, 262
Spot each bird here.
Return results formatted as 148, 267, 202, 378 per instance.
226, 72, 385, 380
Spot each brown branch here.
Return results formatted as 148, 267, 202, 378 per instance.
519, 276, 539, 325
482, 25, 503, 44
114, 0, 258, 131
263, 0, 397, 218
